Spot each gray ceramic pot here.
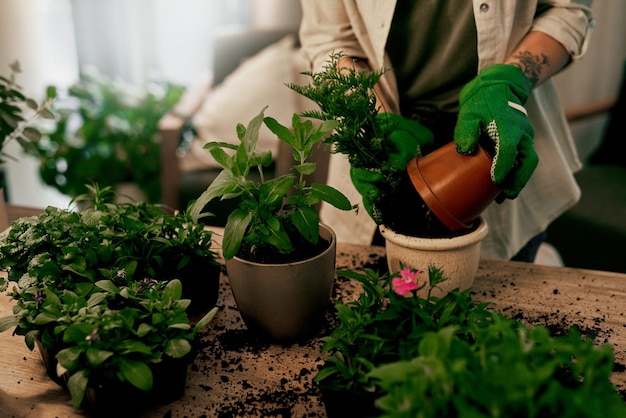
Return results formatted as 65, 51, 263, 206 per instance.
225, 224, 336, 343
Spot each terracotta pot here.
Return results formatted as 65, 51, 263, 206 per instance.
380, 216, 488, 298
407, 142, 500, 232
225, 224, 336, 343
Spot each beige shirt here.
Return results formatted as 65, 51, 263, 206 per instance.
299, 0, 595, 260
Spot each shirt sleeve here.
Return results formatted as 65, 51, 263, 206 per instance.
532, 0, 595, 62
299, 0, 367, 71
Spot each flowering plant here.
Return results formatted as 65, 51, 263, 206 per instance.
317, 267, 626, 418
391, 267, 423, 296
315, 266, 493, 393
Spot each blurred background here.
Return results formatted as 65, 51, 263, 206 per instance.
0, 0, 624, 210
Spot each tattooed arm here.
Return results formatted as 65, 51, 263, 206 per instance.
505, 31, 570, 87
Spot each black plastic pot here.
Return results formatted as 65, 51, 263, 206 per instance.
318, 380, 380, 418
82, 355, 189, 417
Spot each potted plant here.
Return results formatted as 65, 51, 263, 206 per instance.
0, 60, 55, 228
56, 278, 218, 415
316, 267, 626, 418
188, 107, 353, 343
26, 67, 183, 203
289, 53, 493, 294
0, 184, 221, 385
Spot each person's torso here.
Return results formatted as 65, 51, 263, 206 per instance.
386, 1, 478, 115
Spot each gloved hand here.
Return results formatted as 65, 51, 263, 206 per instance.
351, 114, 434, 222
376, 113, 434, 170
454, 64, 538, 201
350, 166, 385, 223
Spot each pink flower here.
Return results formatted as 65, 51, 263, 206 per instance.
392, 267, 423, 296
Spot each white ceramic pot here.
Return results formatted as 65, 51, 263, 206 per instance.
379, 217, 488, 298
225, 224, 336, 343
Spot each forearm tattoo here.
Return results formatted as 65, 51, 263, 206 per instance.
510, 51, 549, 86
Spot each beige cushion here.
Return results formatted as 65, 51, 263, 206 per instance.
187, 35, 310, 169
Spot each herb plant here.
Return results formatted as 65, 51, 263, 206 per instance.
56, 278, 217, 409
317, 267, 626, 417
0, 60, 54, 163
288, 52, 446, 236
316, 267, 493, 392
189, 107, 353, 262
0, 184, 221, 351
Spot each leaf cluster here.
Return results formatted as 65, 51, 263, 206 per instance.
0, 184, 220, 349
316, 267, 625, 417
0, 60, 55, 163
189, 107, 353, 260
315, 267, 493, 392
287, 53, 403, 187
26, 68, 183, 202
56, 279, 217, 409
370, 321, 624, 418
0, 185, 220, 409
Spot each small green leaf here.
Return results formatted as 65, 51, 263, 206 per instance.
67, 370, 89, 409
85, 347, 114, 366
194, 306, 219, 332
311, 183, 352, 210
189, 170, 240, 221
119, 357, 153, 391
165, 337, 192, 358
163, 278, 183, 301
294, 162, 316, 176
222, 209, 253, 260
95, 280, 119, 293
264, 116, 295, 147
291, 206, 319, 244
0, 315, 19, 332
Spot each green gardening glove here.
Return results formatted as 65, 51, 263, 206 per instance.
454, 64, 538, 201
351, 114, 434, 222
376, 113, 435, 170
350, 166, 385, 223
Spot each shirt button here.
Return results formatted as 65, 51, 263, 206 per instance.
479, 3, 489, 12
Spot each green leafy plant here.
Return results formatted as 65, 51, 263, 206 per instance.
0, 60, 54, 163
288, 53, 392, 175
316, 267, 493, 392
27, 68, 183, 202
369, 321, 625, 418
189, 106, 353, 262
55, 278, 217, 409
317, 267, 626, 417
0, 184, 221, 351
288, 52, 449, 237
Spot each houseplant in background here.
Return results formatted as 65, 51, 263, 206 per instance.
0, 60, 55, 229
26, 67, 183, 203
289, 53, 494, 295
0, 184, 222, 387
316, 267, 626, 418
189, 107, 353, 343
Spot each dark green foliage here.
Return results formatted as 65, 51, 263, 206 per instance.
317, 267, 626, 418
189, 107, 353, 261
27, 69, 183, 202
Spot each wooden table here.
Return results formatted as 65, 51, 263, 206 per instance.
1, 243, 625, 417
